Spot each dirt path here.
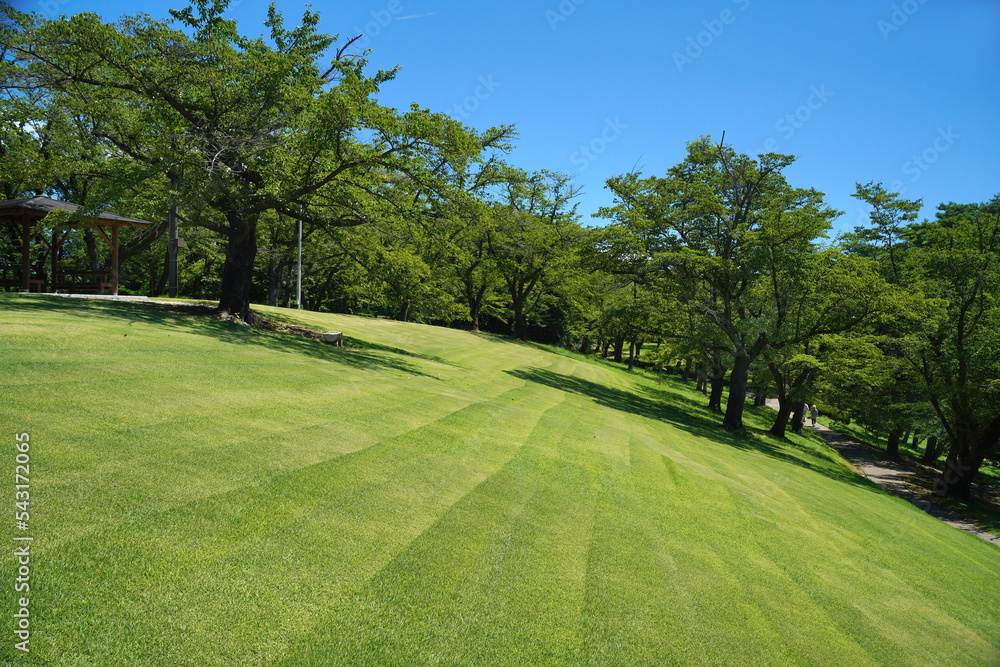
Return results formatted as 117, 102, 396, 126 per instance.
766, 400, 1000, 547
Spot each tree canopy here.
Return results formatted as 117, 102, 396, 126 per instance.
596, 136, 871, 430
0, 0, 512, 321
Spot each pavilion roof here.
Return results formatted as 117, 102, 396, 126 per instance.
0, 196, 154, 227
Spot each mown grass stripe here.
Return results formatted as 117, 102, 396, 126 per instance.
27, 370, 566, 664
2, 295, 1000, 665
278, 392, 599, 665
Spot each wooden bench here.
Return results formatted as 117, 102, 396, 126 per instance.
0, 281, 45, 292
54, 271, 113, 294
0, 266, 110, 293
0, 265, 45, 292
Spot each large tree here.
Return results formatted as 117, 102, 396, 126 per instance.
599, 136, 841, 430
1, 0, 511, 321
488, 171, 583, 340
903, 197, 1000, 497
760, 249, 886, 438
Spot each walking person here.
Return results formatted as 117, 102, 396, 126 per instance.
794, 402, 809, 433
810, 404, 819, 427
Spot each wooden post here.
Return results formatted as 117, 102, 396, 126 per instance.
297, 218, 302, 309
50, 227, 59, 293
111, 225, 119, 295
20, 219, 30, 292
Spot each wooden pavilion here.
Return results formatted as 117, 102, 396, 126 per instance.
0, 196, 154, 295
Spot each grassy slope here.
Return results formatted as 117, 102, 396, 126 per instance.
0, 294, 997, 666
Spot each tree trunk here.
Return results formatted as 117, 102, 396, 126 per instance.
612, 335, 625, 363
683, 356, 693, 381
707, 356, 726, 412
281, 270, 292, 308
267, 265, 282, 308
578, 335, 590, 355
267, 249, 289, 307
708, 364, 726, 413
627, 339, 635, 371
938, 450, 986, 499
602, 340, 611, 358
770, 402, 793, 438
695, 362, 707, 394
218, 214, 258, 323
886, 427, 903, 458
754, 385, 768, 407
922, 435, 939, 464
767, 359, 796, 438
152, 246, 169, 297
635, 340, 643, 359
84, 229, 100, 271
773, 360, 814, 437
513, 313, 527, 340
938, 415, 1000, 498
722, 354, 749, 430
512, 298, 528, 340
466, 282, 486, 331
790, 402, 806, 434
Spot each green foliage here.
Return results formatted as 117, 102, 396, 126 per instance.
597, 136, 876, 430
485, 171, 586, 340
812, 400, 851, 425
0, 0, 513, 318
846, 181, 922, 282
902, 196, 1000, 490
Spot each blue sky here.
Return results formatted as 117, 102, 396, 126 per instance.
17, 0, 1000, 234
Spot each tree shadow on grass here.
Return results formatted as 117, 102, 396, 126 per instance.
509, 367, 722, 438
340, 336, 456, 369
3, 295, 440, 379
507, 366, 878, 492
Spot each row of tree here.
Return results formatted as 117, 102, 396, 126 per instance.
590, 139, 999, 499
1, 1, 997, 498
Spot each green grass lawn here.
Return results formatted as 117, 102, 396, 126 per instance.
2, 294, 999, 666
